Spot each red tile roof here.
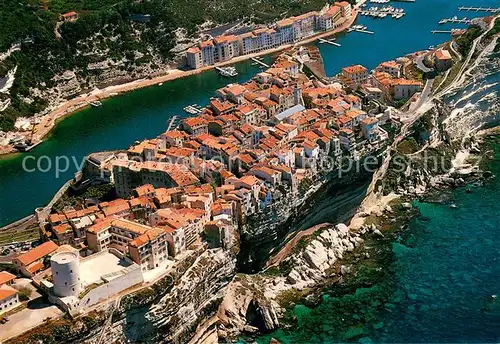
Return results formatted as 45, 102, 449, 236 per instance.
16, 241, 58, 266
0, 271, 16, 286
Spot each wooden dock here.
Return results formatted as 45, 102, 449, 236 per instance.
250, 57, 270, 67
458, 6, 499, 13
166, 115, 178, 132
431, 30, 453, 34
355, 29, 375, 34
318, 38, 341, 46
439, 17, 472, 25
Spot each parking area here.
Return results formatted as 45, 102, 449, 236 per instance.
79, 252, 131, 287
0, 297, 63, 342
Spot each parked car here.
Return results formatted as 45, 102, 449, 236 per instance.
0, 317, 9, 324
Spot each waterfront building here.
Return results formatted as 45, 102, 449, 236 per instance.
13, 241, 59, 277
341, 65, 369, 89
291, 12, 318, 40
186, 47, 203, 69
276, 18, 295, 45
214, 35, 239, 63
317, 5, 342, 31
335, 1, 352, 18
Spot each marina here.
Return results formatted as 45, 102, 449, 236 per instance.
215, 66, 238, 77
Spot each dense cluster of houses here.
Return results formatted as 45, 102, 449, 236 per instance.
26, 52, 396, 278
186, 2, 353, 69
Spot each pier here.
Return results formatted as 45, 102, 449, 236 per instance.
431, 30, 453, 34
250, 57, 270, 68
355, 28, 375, 34
318, 38, 341, 46
458, 6, 500, 13
165, 115, 178, 132
439, 17, 472, 25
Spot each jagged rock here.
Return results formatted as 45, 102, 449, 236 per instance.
216, 329, 227, 339
243, 325, 259, 333
340, 265, 349, 275
385, 205, 393, 213
303, 240, 329, 270
484, 171, 493, 178
402, 202, 412, 209
373, 229, 384, 238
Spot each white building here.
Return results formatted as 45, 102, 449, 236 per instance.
51, 251, 82, 297
0, 285, 19, 315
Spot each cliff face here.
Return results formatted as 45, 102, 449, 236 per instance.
215, 223, 369, 339
239, 165, 373, 273
147, 248, 237, 343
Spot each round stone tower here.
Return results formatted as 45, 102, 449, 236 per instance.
50, 251, 82, 297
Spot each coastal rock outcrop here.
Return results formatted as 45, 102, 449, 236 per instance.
214, 223, 365, 338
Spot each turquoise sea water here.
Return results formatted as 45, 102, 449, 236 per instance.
251, 138, 500, 344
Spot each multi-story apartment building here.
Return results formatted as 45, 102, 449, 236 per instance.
317, 5, 342, 31
292, 12, 318, 40
186, 47, 203, 69
128, 227, 170, 271
341, 65, 369, 89
214, 35, 239, 63
112, 160, 200, 198
187, 3, 353, 69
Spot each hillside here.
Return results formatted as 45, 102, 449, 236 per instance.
0, 0, 347, 132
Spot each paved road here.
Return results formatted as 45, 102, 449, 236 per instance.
436, 15, 499, 99
415, 54, 434, 74
0, 298, 63, 342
